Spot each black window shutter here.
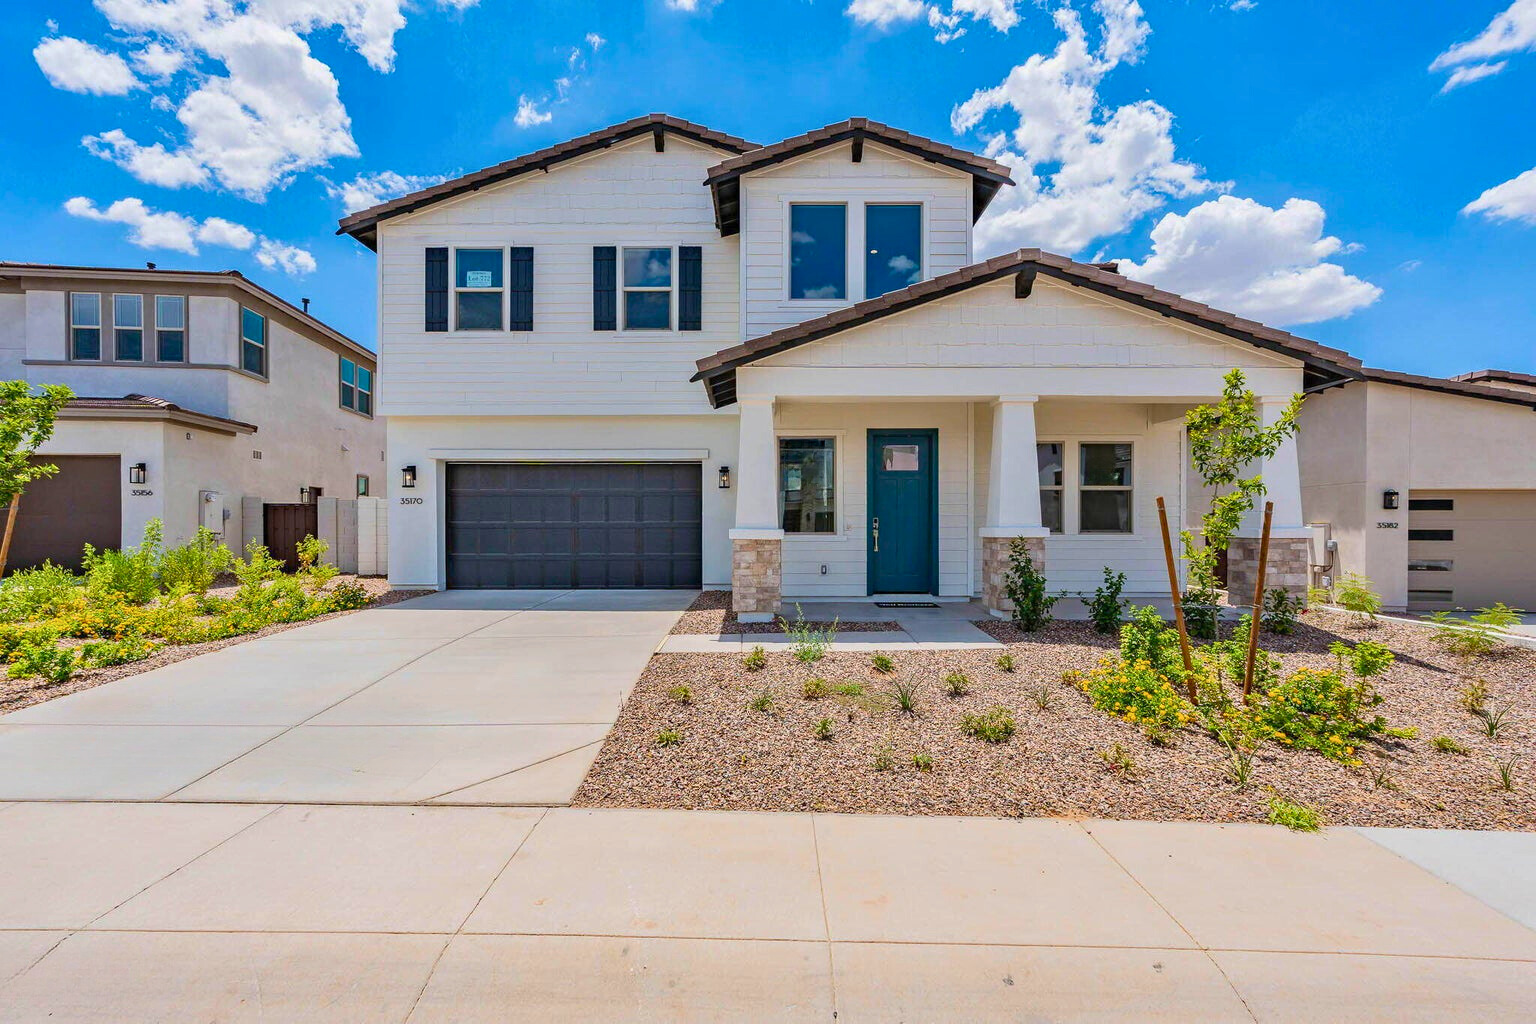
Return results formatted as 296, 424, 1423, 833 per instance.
593, 246, 617, 331
679, 246, 703, 331
424, 247, 448, 332
509, 247, 534, 331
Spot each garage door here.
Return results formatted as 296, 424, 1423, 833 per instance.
446, 462, 702, 589
1408, 490, 1536, 611
8, 455, 122, 572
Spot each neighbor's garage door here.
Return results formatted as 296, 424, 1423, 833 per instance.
446, 462, 702, 589
7, 455, 121, 572
1408, 490, 1536, 611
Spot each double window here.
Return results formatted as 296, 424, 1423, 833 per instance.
339, 356, 373, 416
788, 202, 923, 301
70, 292, 102, 360
622, 247, 673, 330
454, 248, 504, 331
1034, 442, 1134, 535
113, 294, 144, 361
779, 437, 836, 534
240, 306, 267, 376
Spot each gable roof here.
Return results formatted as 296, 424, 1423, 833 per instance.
1451, 369, 1536, 390
336, 113, 756, 249
60, 394, 258, 435
692, 249, 1363, 407
704, 118, 1015, 235
1363, 367, 1536, 410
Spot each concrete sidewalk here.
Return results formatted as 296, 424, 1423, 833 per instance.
664, 597, 1006, 652
0, 804, 1531, 1022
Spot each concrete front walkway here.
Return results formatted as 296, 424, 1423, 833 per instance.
0, 804, 1532, 1021
0, 590, 692, 805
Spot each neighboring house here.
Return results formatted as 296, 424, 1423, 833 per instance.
340, 113, 1367, 620
1300, 368, 1536, 613
0, 263, 385, 570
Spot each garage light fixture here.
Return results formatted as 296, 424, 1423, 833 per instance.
1382, 488, 1400, 510
128, 463, 147, 485
299, 486, 312, 503
402, 465, 417, 489
718, 465, 731, 489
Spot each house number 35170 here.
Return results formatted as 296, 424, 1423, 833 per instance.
399, 497, 423, 505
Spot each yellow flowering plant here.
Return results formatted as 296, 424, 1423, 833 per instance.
1080, 658, 1194, 733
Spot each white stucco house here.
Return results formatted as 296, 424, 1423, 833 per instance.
0, 263, 386, 571
340, 113, 1390, 620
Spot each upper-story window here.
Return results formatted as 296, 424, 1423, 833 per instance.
865, 204, 922, 298
113, 294, 144, 362
455, 248, 503, 330
69, 292, 102, 360
339, 356, 373, 416
240, 307, 267, 376
622, 247, 673, 330
155, 295, 186, 362
789, 204, 847, 301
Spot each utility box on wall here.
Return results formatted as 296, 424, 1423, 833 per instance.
199, 491, 225, 535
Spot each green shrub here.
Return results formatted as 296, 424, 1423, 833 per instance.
0, 622, 67, 663
0, 562, 83, 622
1333, 572, 1382, 622
779, 604, 837, 663
801, 677, 829, 700
960, 706, 1016, 743
832, 681, 865, 697
80, 633, 159, 668
1254, 664, 1388, 764
295, 535, 340, 594
1495, 757, 1520, 792
743, 645, 766, 671
1477, 700, 1514, 739
1429, 605, 1518, 662
889, 677, 921, 716
1003, 539, 1056, 631
872, 745, 895, 772
1028, 684, 1055, 711
1079, 658, 1191, 733
748, 690, 776, 715
1118, 606, 1184, 679
1267, 795, 1323, 832
667, 684, 694, 705
6, 630, 76, 682
1431, 735, 1468, 755
320, 581, 370, 612
82, 518, 163, 605
813, 717, 834, 741
912, 751, 934, 772
1204, 615, 1281, 691
157, 527, 232, 596
654, 729, 683, 747
870, 653, 895, 674
994, 652, 1015, 672
1098, 742, 1137, 776
942, 670, 970, 697
1087, 567, 1128, 634
1458, 679, 1489, 716
1261, 587, 1303, 635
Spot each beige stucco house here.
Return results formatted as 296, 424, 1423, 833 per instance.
0, 263, 385, 570
1300, 367, 1536, 613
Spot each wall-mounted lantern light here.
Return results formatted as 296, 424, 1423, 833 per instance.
718, 465, 731, 490
299, 486, 312, 503
401, 465, 417, 489
128, 463, 147, 485
1382, 488, 1400, 510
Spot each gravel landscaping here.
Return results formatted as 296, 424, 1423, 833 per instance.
668, 589, 901, 635
0, 577, 429, 715
575, 608, 1535, 829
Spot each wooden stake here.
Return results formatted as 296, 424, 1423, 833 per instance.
1242, 501, 1275, 698
1156, 496, 1198, 703
0, 493, 19, 580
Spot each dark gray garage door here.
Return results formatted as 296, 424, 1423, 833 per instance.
8, 455, 122, 572
446, 462, 702, 589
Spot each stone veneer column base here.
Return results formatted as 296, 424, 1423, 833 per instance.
982, 534, 1047, 619
731, 537, 782, 622
1227, 536, 1310, 606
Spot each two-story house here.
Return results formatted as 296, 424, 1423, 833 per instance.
341, 114, 1364, 620
0, 263, 384, 570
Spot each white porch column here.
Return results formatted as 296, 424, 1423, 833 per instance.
980, 396, 1051, 618
1230, 396, 1311, 603
729, 397, 783, 621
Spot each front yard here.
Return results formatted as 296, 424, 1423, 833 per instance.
575, 602, 1534, 830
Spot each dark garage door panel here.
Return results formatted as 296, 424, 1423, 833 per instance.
447, 463, 702, 589
8, 455, 122, 572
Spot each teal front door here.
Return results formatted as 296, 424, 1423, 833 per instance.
867, 430, 937, 594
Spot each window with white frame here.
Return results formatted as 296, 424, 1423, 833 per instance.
240, 306, 267, 376
339, 356, 373, 416
779, 437, 836, 534
70, 292, 102, 360
622, 247, 673, 330
454, 248, 504, 330
113, 294, 144, 361
1037, 442, 1065, 533
1078, 443, 1133, 533
789, 203, 847, 300
155, 295, 186, 362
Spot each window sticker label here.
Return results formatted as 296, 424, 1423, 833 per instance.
465, 271, 494, 288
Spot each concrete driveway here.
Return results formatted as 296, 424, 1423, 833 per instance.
0, 590, 692, 805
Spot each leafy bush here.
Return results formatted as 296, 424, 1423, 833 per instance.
0, 622, 67, 663
1267, 795, 1323, 832
1261, 587, 1302, 635
1333, 572, 1382, 622
960, 706, 1016, 743
1118, 606, 1184, 679
1458, 679, 1489, 716
832, 681, 864, 697
1203, 615, 1281, 692
743, 645, 766, 671
801, 677, 829, 700
1087, 567, 1128, 634
813, 717, 834, 741
82, 518, 163, 605
157, 527, 232, 596
942, 670, 970, 697
295, 535, 340, 595
1003, 539, 1056, 631
1098, 742, 1137, 776
0, 563, 83, 623
667, 684, 694, 705
1253, 665, 1388, 764
6, 629, 75, 682
231, 540, 285, 601
870, 653, 894, 674
654, 729, 683, 747
779, 604, 837, 663
1428, 604, 1519, 662
1079, 658, 1192, 733
1431, 735, 1468, 755
995, 652, 1015, 672
80, 634, 159, 668
911, 751, 934, 772
320, 581, 370, 612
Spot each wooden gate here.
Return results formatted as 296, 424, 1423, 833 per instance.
263, 503, 319, 571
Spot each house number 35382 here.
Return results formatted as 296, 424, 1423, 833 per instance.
1376, 521, 1399, 529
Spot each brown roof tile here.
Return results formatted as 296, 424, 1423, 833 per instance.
1362, 368, 1536, 409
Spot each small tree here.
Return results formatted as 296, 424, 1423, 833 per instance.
0, 381, 74, 577
1003, 539, 1057, 631
1182, 369, 1303, 638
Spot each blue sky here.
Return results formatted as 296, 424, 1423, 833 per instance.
3, 0, 1534, 377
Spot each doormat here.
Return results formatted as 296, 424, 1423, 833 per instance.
874, 602, 940, 608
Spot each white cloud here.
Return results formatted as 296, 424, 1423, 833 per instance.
65, 195, 315, 276
1116, 196, 1381, 325
664, 0, 720, 10
33, 36, 139, 95
42, 0, 474, 199
513, 95, 552, 129
585, 32, 605, 49
1463, 167, 1536, 225
1228, 0, 1256, 10
954, 1, 1216, 255
951, 0, 1019, 33
1430, 0, 1536, 88
326, 169, 451, 212
847, 0, 927, 28
849, 0, 1017, 39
